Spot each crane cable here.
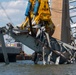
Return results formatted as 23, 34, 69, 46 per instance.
0, 2, 14, 25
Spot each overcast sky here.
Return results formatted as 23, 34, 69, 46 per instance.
0, 0, 28, 27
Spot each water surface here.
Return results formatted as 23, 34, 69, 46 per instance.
0, 60, 76, 75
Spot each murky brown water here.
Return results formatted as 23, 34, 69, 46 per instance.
0, 60, 76, 75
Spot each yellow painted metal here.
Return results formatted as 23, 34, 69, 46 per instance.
20, 0, 55, 36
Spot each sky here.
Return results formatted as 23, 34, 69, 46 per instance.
0, 0, 76, 54
0, 0, 28, 27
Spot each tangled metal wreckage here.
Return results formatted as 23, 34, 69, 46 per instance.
1, 0, 76, 65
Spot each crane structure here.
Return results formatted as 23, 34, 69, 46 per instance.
69, 0, 76, 41
1, 0, 76, 65
20, 0, 55, 36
